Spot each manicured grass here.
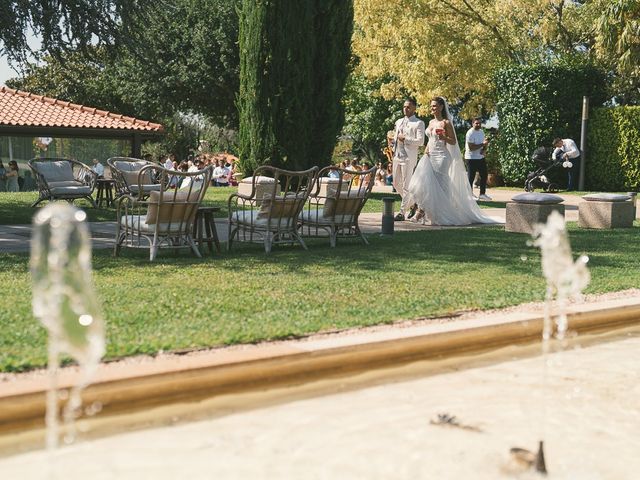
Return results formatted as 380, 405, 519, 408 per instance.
1, 224, 639, 372
0, 189, 237, 225
0, 189, 501, 226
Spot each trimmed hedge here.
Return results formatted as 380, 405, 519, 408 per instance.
494, 60, 607, 186
587, 107, 640, 191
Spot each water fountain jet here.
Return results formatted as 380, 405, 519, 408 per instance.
30, 203, 105, 450
521, 210, 591, 475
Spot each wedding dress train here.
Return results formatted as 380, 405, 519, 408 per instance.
408, 122, 500, 226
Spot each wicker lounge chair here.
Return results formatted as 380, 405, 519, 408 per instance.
28, 157, 97, 207
107, 157, 162, 200
228, 165, 318, 254
299, 165, 376, 247
114, 165, 212, 261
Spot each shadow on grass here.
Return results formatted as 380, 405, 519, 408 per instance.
65, 224, 639, 279
2, 221, 638, 280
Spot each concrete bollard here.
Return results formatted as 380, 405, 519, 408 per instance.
381, 197, 395, 235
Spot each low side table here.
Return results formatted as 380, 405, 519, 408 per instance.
194, 206, 222, 254
95, 178, 115, 208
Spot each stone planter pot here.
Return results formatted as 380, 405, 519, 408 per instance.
486, 173, 503, 188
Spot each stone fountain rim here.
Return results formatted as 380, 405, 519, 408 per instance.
1, 291, 639, 447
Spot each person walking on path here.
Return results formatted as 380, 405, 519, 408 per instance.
465, 117, 491, 201
392, 98, 425, 221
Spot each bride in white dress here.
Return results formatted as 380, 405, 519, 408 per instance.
407, 96, 499, 225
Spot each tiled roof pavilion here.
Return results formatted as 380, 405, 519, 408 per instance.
0, 86, 164, 157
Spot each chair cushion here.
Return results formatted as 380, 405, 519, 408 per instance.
121, 169, 154, 187
114, 160, 149, 172
129, 183, 162, 194
146, 189, 201, 225
237, 176, 281, 199
49, 185, 92, 196
300, 208, 354, 225
240, 175, 277, 184
48, 180, 84, 188
319, 177, 350, 198
324, 190, 367, 217
582, 193, 631, 202
232, 209, 297, 228
511, 193, 564, 204
119, 214, 188, 233
257, 194, 304, 219
33, 161, 74, 182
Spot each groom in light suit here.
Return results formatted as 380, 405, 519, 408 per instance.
392, 98, 425, 220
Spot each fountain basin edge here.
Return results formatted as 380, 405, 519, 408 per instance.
1, 296, 639, 453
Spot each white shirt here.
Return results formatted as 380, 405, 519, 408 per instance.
213, 166, 230, 183
393, 115, 425, 165
164, 159, 174, 170
92, 163, 105, 176
559, 139, 580, 159
465, 128, 485, 160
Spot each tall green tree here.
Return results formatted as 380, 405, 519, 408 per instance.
595, 0, 640, 104
309, 0, 354, 167
238, 0, 353, 172
7, 0, 240, 125
342, 72, 399, 163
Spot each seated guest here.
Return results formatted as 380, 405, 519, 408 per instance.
348, 159, 361, 186
91, 158, 105, 178
0, 160, 6, 191
375, 161, 386, 186
385, 162, 394, 188
327, 166, 340, 179
6, 160, 19, 192
212, 161, 230, 187
360, 162, 371, 186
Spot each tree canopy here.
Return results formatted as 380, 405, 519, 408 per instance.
0, 1, 148, 64
352, 0, 635, 115
6, 0, 240, 126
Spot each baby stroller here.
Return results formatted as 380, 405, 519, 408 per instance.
524, 147, 563, 192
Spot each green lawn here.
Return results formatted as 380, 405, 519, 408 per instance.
0, 189, 501, 226
1, 224, 639, 372
0, 188, 239, 225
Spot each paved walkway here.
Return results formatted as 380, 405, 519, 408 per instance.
0, 188, 632, 254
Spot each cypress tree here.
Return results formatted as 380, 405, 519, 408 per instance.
309, 0, 354, 168
238, 0, 353, 173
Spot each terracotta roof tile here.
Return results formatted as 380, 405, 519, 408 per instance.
0, 86, 164, 133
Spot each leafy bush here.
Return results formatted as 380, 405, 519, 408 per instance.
587, 106, 640, 191
341, 72, 401, 163
494, 59, 607, 185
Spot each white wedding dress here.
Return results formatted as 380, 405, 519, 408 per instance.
407, 122, 499, 226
